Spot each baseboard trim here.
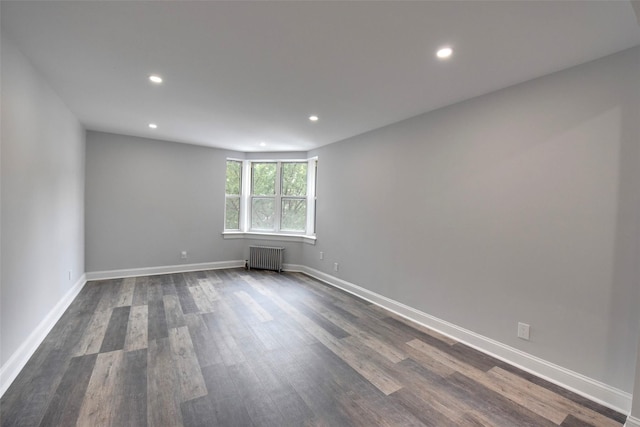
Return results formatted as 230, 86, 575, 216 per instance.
86, 260, 245, 281
283, 263, 305, 273
299, 266, 632, 414
626, 415, 640, 427
0, 274, 87, 398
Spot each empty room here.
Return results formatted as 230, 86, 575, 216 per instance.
2, 1, 640, 426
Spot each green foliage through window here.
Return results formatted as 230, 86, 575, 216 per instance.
226, 160, 241, 195
281, 198, 307, 231
251, 198, 275, 230
280, 162, 307, 231
252, 163, 276, 196
281, 163, 307, 196
225, 197, 240, 230
225, 160, 241, 230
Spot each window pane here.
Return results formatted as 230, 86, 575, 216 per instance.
225, 197, 240, 230
281, 198, 307, 232
251, 198, 275, 230
252, 163, 276, 196
225, 160, 241, 195
281, 162, 307, 196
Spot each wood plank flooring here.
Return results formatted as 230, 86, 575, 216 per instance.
0, 269, 627, 426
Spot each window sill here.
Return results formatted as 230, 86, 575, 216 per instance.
222, 232, 316, 245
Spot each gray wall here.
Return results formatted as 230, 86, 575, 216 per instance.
304, 47, 640, 392
85, 132, 245, 271
1, 37, 85, 365
85, 133, 307, 272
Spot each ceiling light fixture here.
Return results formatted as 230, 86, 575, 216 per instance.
149, 75, 163, 84
436, 47, 453, 59
148, 123, 158, 129
259, 142, 267, 147
309, 115, 319, 122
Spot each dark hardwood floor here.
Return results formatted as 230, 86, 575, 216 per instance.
0, 269, 626, 426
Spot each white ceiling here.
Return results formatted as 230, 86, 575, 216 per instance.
2, 1, 639, 152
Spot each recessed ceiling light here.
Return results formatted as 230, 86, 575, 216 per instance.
149, 75, 163, 84
148, 123, 158, 129
259, 142, 267, 147
436, 47, 453, 59
309, 115, 319, 122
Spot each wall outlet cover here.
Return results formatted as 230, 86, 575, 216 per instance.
518, 322, 530, 340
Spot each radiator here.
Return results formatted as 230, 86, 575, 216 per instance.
248, 246, 284, 273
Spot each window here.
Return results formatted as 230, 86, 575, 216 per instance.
251, 162, 277, 230
280, 162, 307, 232
224, 160, 242, 230
224, 158, 317, 242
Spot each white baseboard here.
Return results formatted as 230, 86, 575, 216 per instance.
626, 415, 640, 427
86, 260, 245, 281
283, 263, 305, 273
0, 274, 87, 397
299, 266, 632, 415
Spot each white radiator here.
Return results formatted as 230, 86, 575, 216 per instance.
248, 246, 284, 273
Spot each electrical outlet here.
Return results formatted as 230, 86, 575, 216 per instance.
517, 322, 530, 340
334, 262, 339, 272
181, 251, 188, 259
320, 251, 324, 260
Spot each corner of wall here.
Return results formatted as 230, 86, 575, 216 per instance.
625, 415, 640, 427
0, 275, 86, 397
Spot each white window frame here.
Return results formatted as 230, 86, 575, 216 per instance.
223, 157, 317, 245
224, 159, 243, 231
250, 161, 279, 233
